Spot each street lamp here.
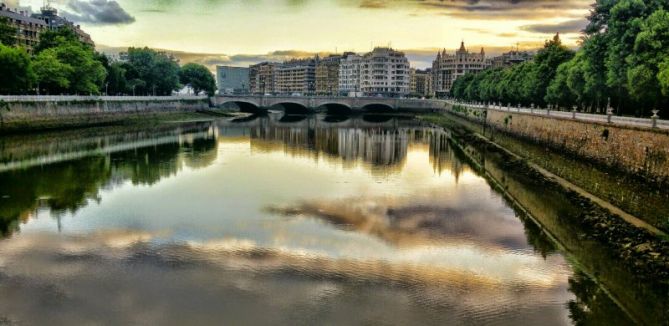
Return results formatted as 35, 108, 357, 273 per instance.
651, 109, 660, 128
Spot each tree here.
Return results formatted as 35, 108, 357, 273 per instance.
179, 63, 216, 96
125, 47, 180, 96
626, 9, 669, 110
0, 44, 34, 94
528, 34, 575, 106
0, 17, 16, 46
546, 61, 576, 109
51, 43, 107, 94
33, 28, 85, 53
659, 58, 669, 96
33, 48, 73, 94
106, 62, 128, 95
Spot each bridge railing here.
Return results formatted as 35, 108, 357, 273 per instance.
0, 95, 208, 102
447, 101, 669, 130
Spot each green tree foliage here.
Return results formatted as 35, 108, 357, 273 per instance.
33, 28, 86, 53
35, 43, 106, 95
0, 44, 34, 94
0, 17, 16, 46
31, 28, 107, 95
453, 0, 669, 117
529, 34, 575, 106
659, 59, 669, 96
452, 34, 573, 108
626, 9, 669, 109
55, 43, 107, 94
106, 62, 129, 95
179, 63, 216, 96
33, 48, 73, 94
124, 47, 180, 96
546, 61, 575, 109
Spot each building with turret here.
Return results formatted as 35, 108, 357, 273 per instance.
432, 41, 490, 97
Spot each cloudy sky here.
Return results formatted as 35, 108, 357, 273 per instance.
7, 0, 594, 68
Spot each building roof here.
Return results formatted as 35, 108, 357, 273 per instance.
0, 5, 47, 26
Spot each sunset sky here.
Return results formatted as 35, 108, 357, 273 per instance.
7, 0, 594, 68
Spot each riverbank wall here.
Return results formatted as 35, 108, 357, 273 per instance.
435, 117, 669, 324
447, 104, 669, 184
0, 96, 210, 132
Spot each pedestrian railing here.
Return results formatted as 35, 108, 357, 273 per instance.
447, 101, 669, 130
0, 95, 208, 102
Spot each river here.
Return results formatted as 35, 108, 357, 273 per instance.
0, 113, 665, 325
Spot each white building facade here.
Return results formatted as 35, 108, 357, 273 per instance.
360, 48, 410, 97
338, 53, 363, 96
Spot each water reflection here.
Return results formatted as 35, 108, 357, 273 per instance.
0, 114, 656, 325
0, 123, 218, 237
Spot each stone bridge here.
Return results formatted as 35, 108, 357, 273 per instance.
212, 95, 447, 114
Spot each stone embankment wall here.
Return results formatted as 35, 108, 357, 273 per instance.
448, 104, 669, 182
0, 97, 209, 132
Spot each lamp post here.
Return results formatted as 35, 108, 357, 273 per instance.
606, 98, 614, 123
651, 109, 660, 128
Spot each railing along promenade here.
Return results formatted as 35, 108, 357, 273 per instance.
0, 95, 208, 102
447, 100, 669, 130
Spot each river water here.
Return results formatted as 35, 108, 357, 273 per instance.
0, 114, 662, 325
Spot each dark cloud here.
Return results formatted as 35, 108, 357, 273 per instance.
521, 18, 589, 34
355, 0, 592, 20
62, 0, 136, 25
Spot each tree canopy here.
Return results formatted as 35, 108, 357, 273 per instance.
451, 0, 669, 117
123, 47, 181, 96
0, 44, 34, 94
179, 63, 216, 96
30, 29, 107, 95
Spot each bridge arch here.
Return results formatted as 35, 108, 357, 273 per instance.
319, 103, 353, 115
217, 100, 262, 113
271, 102, 313, 115
362, 103, 395, 113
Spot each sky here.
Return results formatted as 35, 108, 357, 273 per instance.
6, 0, 594, 68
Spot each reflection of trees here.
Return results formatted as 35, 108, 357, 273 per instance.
449, 132, 669, 325
567, 270, 634, 326
182, 135, 218, 170
517, 213, 557, 259
110, 142, 182, 186
0, 156, 111, 236
0, 131, 218, 238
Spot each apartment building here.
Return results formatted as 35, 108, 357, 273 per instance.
338, 52, 363, 96
315, 54, 343, 96
0, 3, 46, 52
275, 58, 317, 95
491, 50, 534, 69
410, 68, 433, 97
249, 62, 278, 95
0, 3, 93, 52
360, 47, 410, 96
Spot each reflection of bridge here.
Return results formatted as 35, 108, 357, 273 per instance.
212, 96, 447, 114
